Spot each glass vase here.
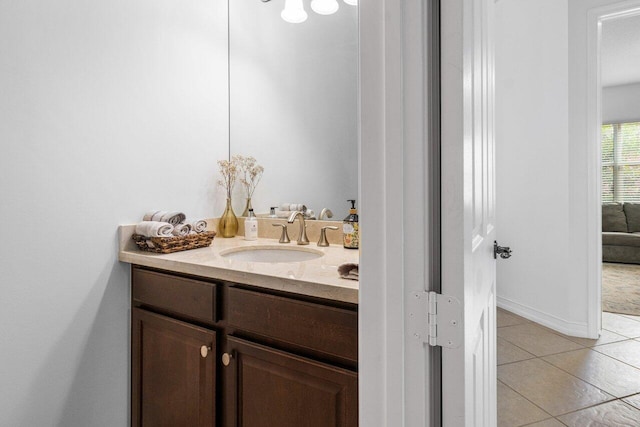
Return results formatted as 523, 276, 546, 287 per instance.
219, 198, 238, 238
241, 197, 253, 217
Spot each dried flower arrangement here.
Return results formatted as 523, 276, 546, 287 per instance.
237, 155, 264, 200
217, 157, 239, 199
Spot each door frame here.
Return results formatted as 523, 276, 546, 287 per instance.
359, 0, 440, 425
586, 0, 640, 338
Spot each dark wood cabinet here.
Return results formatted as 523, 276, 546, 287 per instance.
224, 337, 357, 427
132, 308, 216, 427
131, 266, 358, 427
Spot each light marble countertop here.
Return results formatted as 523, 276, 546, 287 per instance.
118, 225, 359, 304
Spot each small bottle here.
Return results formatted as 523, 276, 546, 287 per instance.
343, 199, 359, 249
245, 209, 258, 241
269, 207, 277, 218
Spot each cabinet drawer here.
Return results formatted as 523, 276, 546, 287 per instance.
227, 287, 357, 363
132, 267, 216, 324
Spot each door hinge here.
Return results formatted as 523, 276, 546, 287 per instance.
412, 291, 462, 348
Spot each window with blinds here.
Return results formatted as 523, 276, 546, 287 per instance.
602, 122, 640, 203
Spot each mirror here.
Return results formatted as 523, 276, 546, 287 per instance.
229, 0, 358, 220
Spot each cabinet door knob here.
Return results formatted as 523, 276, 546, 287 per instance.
222, 352, 234, 366
200, 345, 212, 358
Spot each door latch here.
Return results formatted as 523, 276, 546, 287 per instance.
494, 241, 512, 259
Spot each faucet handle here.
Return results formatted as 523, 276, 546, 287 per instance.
317, 226, 339, 247
272, 223, 290, 244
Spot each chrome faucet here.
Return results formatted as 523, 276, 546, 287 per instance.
319, 208, 333, 221
287, 211, 309, 245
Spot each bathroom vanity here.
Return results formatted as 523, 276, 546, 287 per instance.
119, 227, 359, 426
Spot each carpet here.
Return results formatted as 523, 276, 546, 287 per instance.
602, 262, 640, 316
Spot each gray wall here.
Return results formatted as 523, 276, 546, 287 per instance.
229, 0, 358, 216
0, 0, 228, 424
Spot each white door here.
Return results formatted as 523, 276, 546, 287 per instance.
441, 0, 497, 425
359, 0, 498, 424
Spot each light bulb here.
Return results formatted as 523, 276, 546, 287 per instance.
281, 0, 308, 23
344, 0, 357, 5
311, 0, 339, 15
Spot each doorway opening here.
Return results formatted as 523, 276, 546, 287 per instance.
599, 14, 640, 320
495, 1, 640, 425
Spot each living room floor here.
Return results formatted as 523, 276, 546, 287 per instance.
497, 307, 640, 426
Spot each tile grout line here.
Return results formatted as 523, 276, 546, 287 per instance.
590, 340, 640, 372
519, 417, 568, 427
538, 353, 625, 402
497, 308, 640, 426
500, 351, 625, 424
551, 397, 639, 420
497, 337, 587, 360
497, 379, 554, 426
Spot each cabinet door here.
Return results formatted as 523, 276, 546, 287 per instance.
224, 337, 357, 427
132, 308, 216, 427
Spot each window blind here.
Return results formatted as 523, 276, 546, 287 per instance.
602, 122, 640, 203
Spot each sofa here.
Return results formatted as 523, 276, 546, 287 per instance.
603, 202, 640, 264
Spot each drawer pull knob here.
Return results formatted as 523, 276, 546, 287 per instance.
222, 352, 233, 366
200, 345, 211, 358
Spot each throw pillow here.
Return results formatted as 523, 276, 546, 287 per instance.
624, 203, 640, 232
602, 203, 628, 232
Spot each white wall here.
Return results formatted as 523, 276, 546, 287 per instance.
603, 82, 640, 123
495, 0, 586, 334
565, 0, 640, 337
497, 0, 638, 337
0, 1, 228, 425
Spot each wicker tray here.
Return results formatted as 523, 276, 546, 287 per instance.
132, 231, 216, 254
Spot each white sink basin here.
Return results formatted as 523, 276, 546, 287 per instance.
220, 245, 324, 263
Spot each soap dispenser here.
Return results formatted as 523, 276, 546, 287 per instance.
343, 199, 359, 249
245, 209, 258, 241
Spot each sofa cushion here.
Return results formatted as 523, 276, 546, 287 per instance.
624, 203, 640, 232
603, 244, 640, 264
602, 232, 640, 247
602, 203, 628, 232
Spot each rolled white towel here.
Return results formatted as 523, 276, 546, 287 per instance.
146, 210, 186, 225
281, 204, 308, 212
150, 211, 166, 221
171, 223, 192, 237
135, 221, 174, 238
182, 218, 208, 233
143, 210, 162, 221
160, 211, 186, 225
277, 209, 314, 219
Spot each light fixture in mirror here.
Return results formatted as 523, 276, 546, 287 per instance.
281, 0, 308, 23
311, 0, 339, 15
344, 0, 356, 5
229, 0, 358, 219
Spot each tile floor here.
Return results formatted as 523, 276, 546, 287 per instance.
497, 308, 640, 426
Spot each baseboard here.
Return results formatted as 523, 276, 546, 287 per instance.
497, 296, 591, 338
